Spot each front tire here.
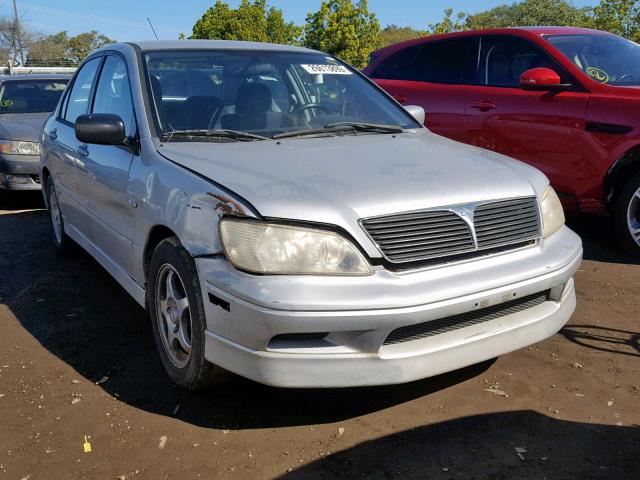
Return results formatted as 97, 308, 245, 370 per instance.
148, 237, 227, 390
45, 176, 74, 254
615, 172, 640, 257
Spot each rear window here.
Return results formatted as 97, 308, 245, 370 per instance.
0, 79, 68, 114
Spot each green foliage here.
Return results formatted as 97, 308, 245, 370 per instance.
592, 0, 640, 42
303, 0, 381, 68
191, 0, 302, 45
26, 30, 114, 66
67, 31, 115, 64
425, 0, 640, 42
463, 0, 593, 29
428, 8, 467, 35
377, 25, 426, 47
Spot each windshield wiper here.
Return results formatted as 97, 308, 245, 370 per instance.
272, 122, 404, 140
162, 129, 269, 142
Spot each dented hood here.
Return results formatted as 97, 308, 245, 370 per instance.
158, 130, 549, 230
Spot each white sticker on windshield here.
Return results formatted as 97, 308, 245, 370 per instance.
301, 64, 352, 75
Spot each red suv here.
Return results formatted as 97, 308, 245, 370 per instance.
364, 27, 640, 255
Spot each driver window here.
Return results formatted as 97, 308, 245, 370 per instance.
92, 55, 136, 137
64, 57, 101, 124
481, 36, 566, 87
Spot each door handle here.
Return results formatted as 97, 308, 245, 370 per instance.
391, 92, 408, 103
77, 144, 89, 157
470, 101, 497, 112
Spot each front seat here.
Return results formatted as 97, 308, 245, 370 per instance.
181, 96, 223, 130
221, 82, 284, 131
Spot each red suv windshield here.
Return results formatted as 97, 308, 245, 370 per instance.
546, 33, 640, 86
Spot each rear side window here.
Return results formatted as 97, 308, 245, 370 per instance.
372, 38, 474, 85
371, 44, 423, 80
92, 55, 136, 137
64, 57, 101, 124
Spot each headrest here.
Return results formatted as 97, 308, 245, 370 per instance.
236, 83, 271, 114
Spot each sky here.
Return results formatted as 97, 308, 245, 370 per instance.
2, 0, 599, 41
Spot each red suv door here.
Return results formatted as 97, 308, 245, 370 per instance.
366, 37, 476, 143
464, 35, 589, 207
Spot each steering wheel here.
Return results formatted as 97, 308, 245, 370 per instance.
292, 103, 331, 116
617, 73, 635, 85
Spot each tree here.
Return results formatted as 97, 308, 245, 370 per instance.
428, 8, 467, 35
592, 0, 640, 42
66, 31, 114, 65
378, 25, 425, 47
25, 31, 69, 66
304, 0, 380, 68
0, 10, 33, 65
25, 30, 114, 67
191, 0, 302, 45
463, 0, 593, 30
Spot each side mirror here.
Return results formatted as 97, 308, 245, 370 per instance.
75, 113, 126, 145
519, 67, 571, 92
404, 105, 425, 125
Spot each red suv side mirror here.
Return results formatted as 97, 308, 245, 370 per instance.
520, 67, 571, 91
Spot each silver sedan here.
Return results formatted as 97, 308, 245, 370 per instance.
41, 40, 582, 389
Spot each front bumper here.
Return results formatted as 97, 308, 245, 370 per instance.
0, 154, 41, 190
197, 226, 582, 387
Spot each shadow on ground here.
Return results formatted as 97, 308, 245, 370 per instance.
0, 190, 45, 212
278, 411, 639, 479
562, 324, 640, 358
566, 214, 640, 265
1, 202, 495, 430
0, 196, 637, 433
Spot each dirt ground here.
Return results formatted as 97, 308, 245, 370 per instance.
0, 190, 638, 480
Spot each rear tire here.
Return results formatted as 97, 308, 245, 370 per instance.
614, 172, 640, 257
148, 237, 229, 390
45, 176, 74, 254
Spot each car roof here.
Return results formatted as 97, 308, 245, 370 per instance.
373, 26, 614, 54
0, 73, 72, 81
512, 26, 612, 36
108, 39, 320, 55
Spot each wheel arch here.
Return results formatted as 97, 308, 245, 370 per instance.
143, 224, 180, 284
604, 144, 640, 210
41, 167, 51, 205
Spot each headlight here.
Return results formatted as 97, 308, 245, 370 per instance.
0, 140, 41, 155
541, 186, 565, 238
219, 219, 373, 275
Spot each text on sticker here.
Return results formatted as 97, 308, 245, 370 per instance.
301, 64, 352, 75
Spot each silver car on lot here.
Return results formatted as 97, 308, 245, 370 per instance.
0, 74, 70, 190
40, 40, 582, 389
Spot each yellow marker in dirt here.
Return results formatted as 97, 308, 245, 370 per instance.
83, 436, 92, 453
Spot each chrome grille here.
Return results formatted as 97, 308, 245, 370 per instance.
360, 210, 474, 263
383, 291, 550, 345
474, 197, 540, 250
361, 197, 541, 265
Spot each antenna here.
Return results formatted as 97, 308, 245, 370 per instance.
147, 17, 159, 40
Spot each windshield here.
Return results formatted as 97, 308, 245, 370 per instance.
144, 50, 418, 140
546, 33, 640, 86
0, 79, 68, 114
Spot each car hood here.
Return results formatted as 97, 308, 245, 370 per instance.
158, 130, 549, 233
0, 112, 49, 142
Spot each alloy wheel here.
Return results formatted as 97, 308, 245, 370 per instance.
155, 264, 193, 368
628, 186, 640, 247
49, 185, 63, 245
